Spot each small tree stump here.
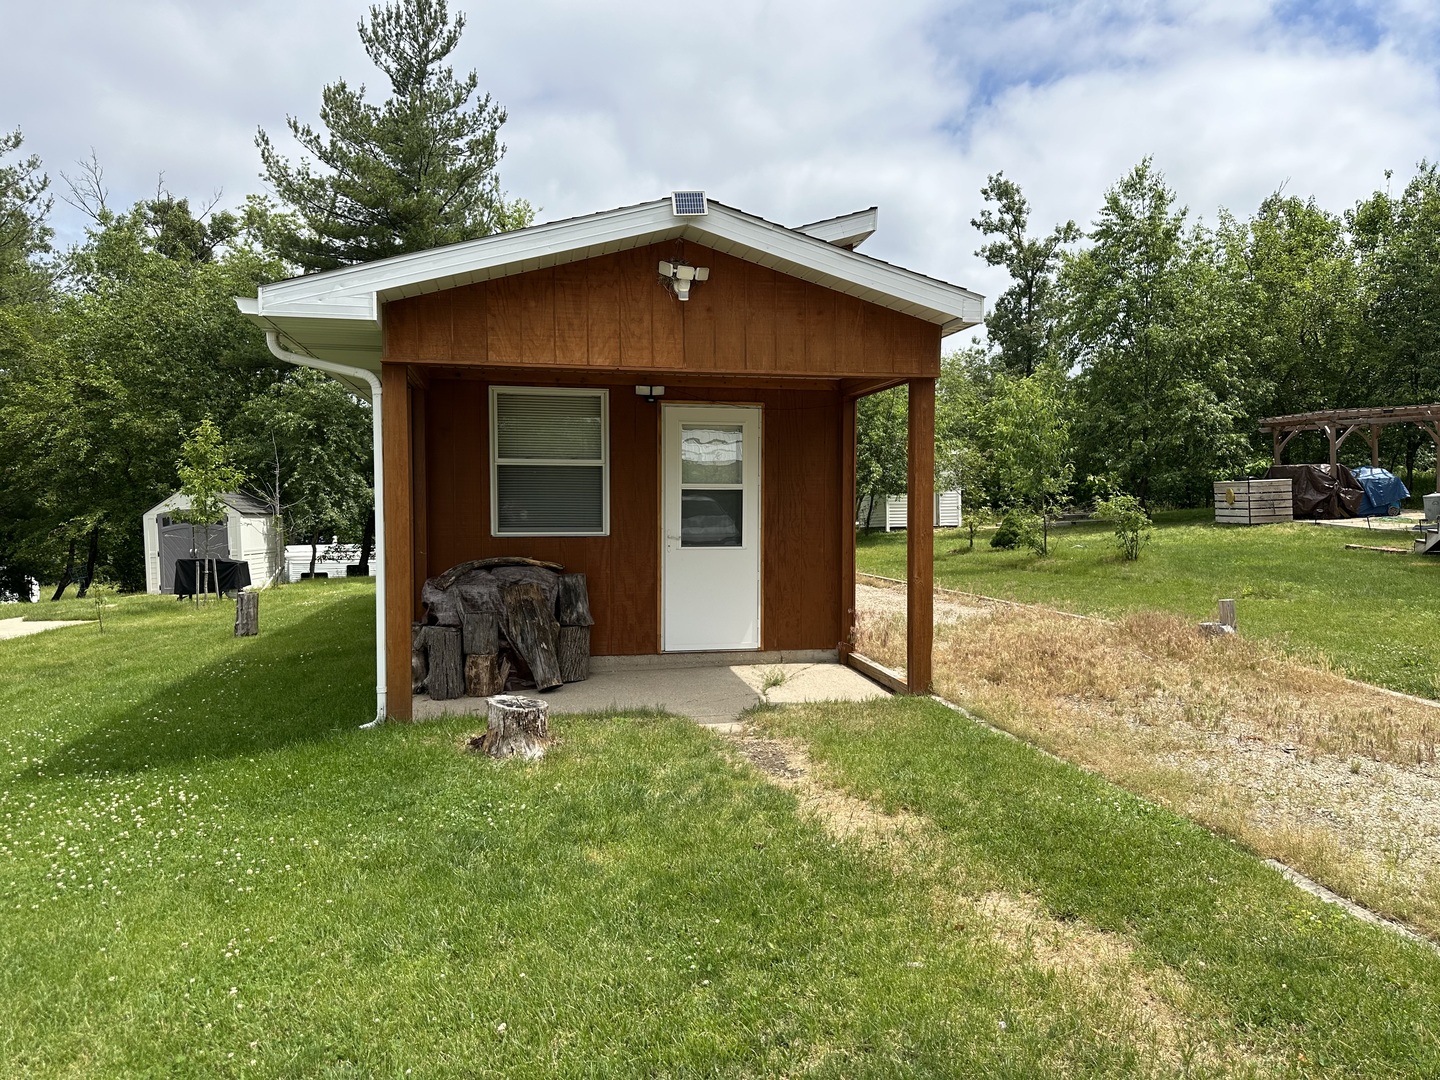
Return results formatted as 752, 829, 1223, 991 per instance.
1217, 598, 1237, 630
234, 591, 259, 637
465, 653, 510, 697
501, 582, 563, 691
554, 573, 595, 627
425, 626, 464, 700
557, 626, 590, 682
471, 694, 551, 760
462, 612, 500, 656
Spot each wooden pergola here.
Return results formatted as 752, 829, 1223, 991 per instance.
1259, 404, 1440, 492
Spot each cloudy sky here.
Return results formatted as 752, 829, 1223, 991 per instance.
4, 0, 1439, 318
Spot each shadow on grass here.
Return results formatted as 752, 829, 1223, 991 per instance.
37, 594, 375, 777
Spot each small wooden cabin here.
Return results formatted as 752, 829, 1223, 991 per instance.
239, 195, 983, 721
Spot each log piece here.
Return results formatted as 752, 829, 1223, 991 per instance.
425, 626, 465, 700
557, 626, 590, 682
412, 623, 429, 694
430, 556, 564, 592
469, 694, 550, 760
464, 653, 510, 697
554, 573, 595, 627
501, 582, 563, 691
234, 591, 259, 637
462, 612, 500, 656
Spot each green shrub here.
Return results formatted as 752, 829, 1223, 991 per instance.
990, 513, 1021, 549
1095, 493, 1153, 560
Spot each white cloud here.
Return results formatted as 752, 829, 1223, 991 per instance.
3, 0, 1438, 328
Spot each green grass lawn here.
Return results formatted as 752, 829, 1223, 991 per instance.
3, 583, 1439, 1076
857, 512, 1440, 698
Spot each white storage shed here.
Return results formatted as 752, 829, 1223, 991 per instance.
142, 492, 280, 594
858, 490, 962, 532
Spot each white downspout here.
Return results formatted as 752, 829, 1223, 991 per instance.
264, 331, 388, 726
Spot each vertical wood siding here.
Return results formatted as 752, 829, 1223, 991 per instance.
384, 241, 940, 378
419, 374, 841, 656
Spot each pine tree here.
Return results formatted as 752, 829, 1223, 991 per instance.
257, 0, 533, 272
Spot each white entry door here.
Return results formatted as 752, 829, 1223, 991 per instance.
662, 404, 762, 651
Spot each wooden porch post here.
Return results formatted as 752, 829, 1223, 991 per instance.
1325, 424, 1338, 469
381, 362, 414, 721
906, 378, 934, 694
839, 394, 857, 657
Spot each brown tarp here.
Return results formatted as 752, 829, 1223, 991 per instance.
1265, 464, 1365, 519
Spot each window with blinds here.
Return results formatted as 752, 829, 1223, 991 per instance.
490, 388, 609, 536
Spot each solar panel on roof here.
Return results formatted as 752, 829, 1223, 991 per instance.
671, 191, 708, 216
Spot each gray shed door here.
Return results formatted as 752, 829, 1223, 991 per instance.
157, 516, 230, 593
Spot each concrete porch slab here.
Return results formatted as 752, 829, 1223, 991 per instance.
411, 654, 888, 729
0, 617, 90, 641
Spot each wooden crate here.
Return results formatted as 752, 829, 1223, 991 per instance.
1214, 479, 1292, 525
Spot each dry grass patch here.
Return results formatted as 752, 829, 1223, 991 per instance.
730, 727, 1277, 1077
855, 591, 1440, 936
729, 732, 923, 850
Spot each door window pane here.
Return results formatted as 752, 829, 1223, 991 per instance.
681, 489, 743, 547
681, 425, 743, 485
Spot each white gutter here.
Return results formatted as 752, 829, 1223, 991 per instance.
264, 331, 388, 726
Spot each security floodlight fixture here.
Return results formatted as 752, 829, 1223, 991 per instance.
657, 260, 711, 301
634, 384, 666, 403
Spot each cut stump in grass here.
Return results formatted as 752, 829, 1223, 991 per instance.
234, 591, 258, 637
469, 694, 550, 760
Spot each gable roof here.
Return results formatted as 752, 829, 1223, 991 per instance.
795, 207, 879, 250
236, 196, 984, 370
146, 492, 273, 518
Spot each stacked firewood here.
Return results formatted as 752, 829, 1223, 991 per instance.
411, 557, 594, 701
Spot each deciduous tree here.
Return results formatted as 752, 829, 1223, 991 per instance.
971, 173, 1078, 377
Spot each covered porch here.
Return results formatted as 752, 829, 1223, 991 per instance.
239, 194, 982, 723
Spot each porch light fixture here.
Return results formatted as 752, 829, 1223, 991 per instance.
658, 260, 709, 301
635, 384, 666, 403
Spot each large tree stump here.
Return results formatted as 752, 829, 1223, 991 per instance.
557, 626, 590, 682
234, 591, 259, 637
470, 694, 550, 760
501, 582, 563, 691
464, 654, 510, 697
430, 557, 564, 592
425, 626, 465, 700
554, 573, 595, 627
462, 612, 500, 656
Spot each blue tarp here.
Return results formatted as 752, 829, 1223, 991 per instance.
1353, 466, 1409, 516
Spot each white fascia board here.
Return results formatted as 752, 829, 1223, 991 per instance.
240, 196, 984, 347
690, 205, 984, 333
254, 200, 678, 314
795, 208, 878, 250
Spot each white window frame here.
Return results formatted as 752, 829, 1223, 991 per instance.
489, 386, 610, 537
